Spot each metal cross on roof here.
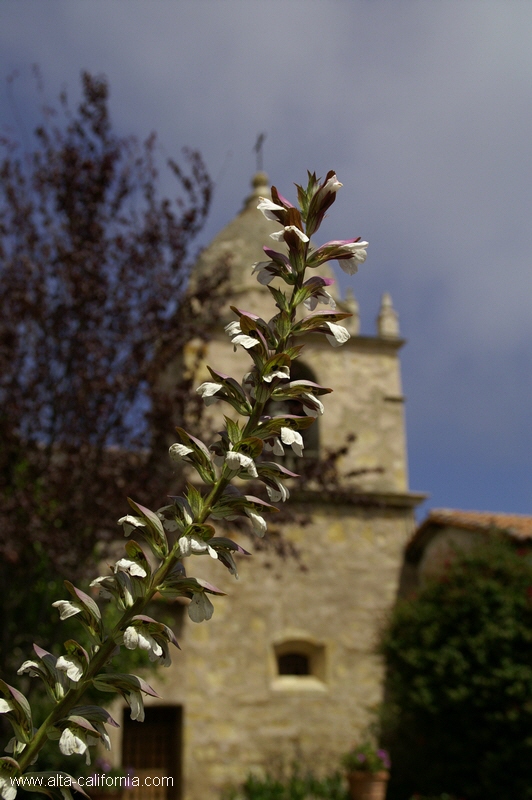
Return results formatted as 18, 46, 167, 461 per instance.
253, 133, 266, 172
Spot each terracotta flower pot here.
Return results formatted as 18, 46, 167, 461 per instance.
347, 770, 389, 800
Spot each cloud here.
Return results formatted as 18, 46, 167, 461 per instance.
1, 0, 530, 513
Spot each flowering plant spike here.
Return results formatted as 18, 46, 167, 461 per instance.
0, 171, 367, 798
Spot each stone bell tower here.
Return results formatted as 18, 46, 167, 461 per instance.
116, 174, 425, 800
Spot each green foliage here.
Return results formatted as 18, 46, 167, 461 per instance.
224, 767, 348, 800
381, 538, 532, 800
341, 742, 390, 774
408, 795, 461, 800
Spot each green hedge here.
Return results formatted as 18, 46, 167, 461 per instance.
223, 768, 348, 800
381, 538, 532, 800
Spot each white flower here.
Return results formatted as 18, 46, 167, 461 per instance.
244, 508, 267, 536
0, 699, 14, 714
17, 660, 41, 677
117, 576, 135, 608
224, 320, 241, 337
301, 392, 325, 417
188, 592, 214, 623
196, 381, 223, 405
224, 320, 260, 349
92, 721, 111, 751
337, 241, 368, 275
178, 535, 218, 560
59, 727, 87, 757
303, 289, 336, 311
169, 443, 194, 462
280, 428, 304, 457
126, 690, 145, 722
257, 196, 285, 221
56, 655, 84, 682
273, 438, 285, 456
263, 366, 290, 383
0, 772, 17, 800
225, 450, 258, 477
321, 173, 343, 194
4, 737, 26, 757
251, 261, 276, 285
123, 626, 163, 661
270, 225, 309, 243
118, 514, 145, 536
52, 600, 82, 620
266, 478, 290, 503
114, 558, 147, 578
89, 576, 114, 600
324, 321, 350, 347
232, 333, 260, 349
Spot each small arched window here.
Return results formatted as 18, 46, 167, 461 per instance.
272, 638, 326, 689
277, 652, 310, 676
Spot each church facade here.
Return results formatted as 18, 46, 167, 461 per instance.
110, 174, 425, 800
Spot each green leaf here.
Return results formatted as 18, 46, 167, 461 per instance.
267, 285, 289, 311
225, 417, 243, 446
185, 484, 204, 519
273, 310, 292, 340
238, 437, 264, 459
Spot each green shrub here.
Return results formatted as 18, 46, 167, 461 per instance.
224, 767, 348, 800
381, 538, 532, 800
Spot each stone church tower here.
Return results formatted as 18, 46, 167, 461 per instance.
112, 174, 424, 800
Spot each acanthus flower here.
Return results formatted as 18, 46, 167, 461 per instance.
324, 321, 351, 347
320, 172, 343, 195
122, 626, 163, 662
224, 320, 260, 351
117, 514, 145, 537
335, 240, 368, 275
244, 508, 267, 537
265, 477, 290, 503
127, 690, 145, 722
302, 276, 336, 311
59, 727, 88, 759
300, 392, 325, 417
307, 238, 368, 273
196, 381, 224, 405
224, 448, 258, 478
169, 443, 194, 462
178, 534, 218, 560
0, 766, 17, 800
270, 225, 309, 244
257, 196, 286, 223
51, 600, 82, 621
114, 558, 147, 579
280, 427, 304, 457
251, 260, 277, 285
262, 365, 290, 383
55, 655, 84, 683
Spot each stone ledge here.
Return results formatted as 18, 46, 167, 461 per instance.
289, 488, 428, 509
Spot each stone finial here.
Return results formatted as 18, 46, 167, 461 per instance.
343, 288, 360, 335
244, 171, 270, 208
377, 292, 400, 338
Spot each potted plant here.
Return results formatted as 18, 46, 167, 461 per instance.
342, 742, 391, 800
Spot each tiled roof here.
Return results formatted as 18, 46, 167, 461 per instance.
406, 508, 532, 558
422, 509, 532, 538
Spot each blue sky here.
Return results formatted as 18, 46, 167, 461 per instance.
1, 0, 531, 518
